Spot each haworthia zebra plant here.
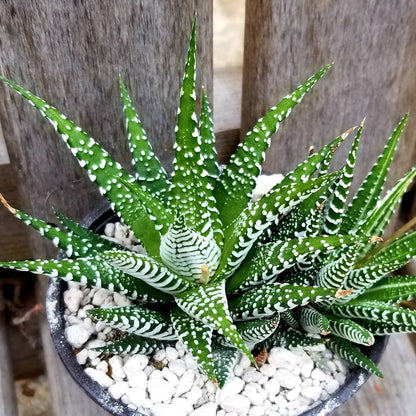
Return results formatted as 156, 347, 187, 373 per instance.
1, 21, 416, 387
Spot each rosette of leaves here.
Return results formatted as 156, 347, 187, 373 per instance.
1, 21, 416, 386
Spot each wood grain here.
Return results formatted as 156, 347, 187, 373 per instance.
242, 0, 416, 197
0, 0, 212, 259
0, 2, 212, 415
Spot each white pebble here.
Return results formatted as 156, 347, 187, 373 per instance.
113, 292, 130, 306
260, 364, 276, 378
264, 378, 281, 397
175, 341, 186, 358
162, 367, 179, 386
76, 349, 88, 365
128, 370, 147, 389
275, 369, 302, 389
153, 403, 187, 416
123, 354, 149, 377
216, 377, 244, 403
220, 394, 251, 414
175, 369, 195, 396
148, 378, 175, 403
104, 222, 115, 237
285, 385, 301, 401
238, 355, 252, 369
169, 358, 188, 377
171, 397, 194, 415
108, 381, 129, 400
84, 368, 114, 388
125, 387, 147, 407
248, 405, 265, 416
185, 386, 203, 405
65, 324, 93, 348
64, 286, 84, 313
92, 288, 111, 306
325, 379, 340, 394
189, 402, 218, 416
311, 368, 326, 381
241, 367, 267, 384
300, 359, 314, 378
153, 349, 166, 361
165, 346, 179, 361
268, 348, 298, 370
242, 384, 264, 406
301, 385, 322, 401
108, 355, 126, 379
87, 339, 106, 360
96, 360, 108, 373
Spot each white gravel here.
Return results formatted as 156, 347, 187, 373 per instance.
61, 218, 350, 416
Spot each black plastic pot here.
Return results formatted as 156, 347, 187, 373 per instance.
46, 204, 389, 416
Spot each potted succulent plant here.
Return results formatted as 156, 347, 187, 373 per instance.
1, 20, 416, 415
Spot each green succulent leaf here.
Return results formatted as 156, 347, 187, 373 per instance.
100, 250, 194, 295
175, 280, 255, 364
341, 115, 408, 233
236, 319, 279, 346
214, 64, 332, 227
0, 258, 172, 302
119, 76, 170, 201
92, 334, 173, 355
87, 305, 177, 340
0, 76, 161, 258
323, 313, 375, 345
264, 325, 324, 350
227, 234, 360, 293
212, 343, 241, 388
326, 336, 383, 377
299, 307, 330, 335
54, 210, 125, 255
329, 300, 416, 333
229, 283, 345, 321
354, 276, 416, 303
323, 123, 363, 235
170, 307, 215, 380
216, 173, 339, 281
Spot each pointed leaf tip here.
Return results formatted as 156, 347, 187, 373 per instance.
0, 193, 16, 214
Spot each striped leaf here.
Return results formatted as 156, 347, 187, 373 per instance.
326, 336, 383, 377
92, 334, 172, 355
88, 306, 177, 340
100, 250, 194, 295
159, 216, 221, 283
357, 318, 416, 335
171, 307, 215, 380
0, 258, 172, 302
317, 242, 363, 289
214, 64, 332, 227
264, 326, 324, 350
299, 308, 330, 335
323, 314, 374, 345
280, 310, 300, 329
354, 276, 416, 303
329, 301, 416, 332
54, 210, 126, 254
341, 115, 408, 233
0, 76, 161, 258
236, 319, 279, 347
119, 76, 170, 201
169, 21, 217, 241
227, 234, 360, 293
175, 281, 255, 364
216, 173, 339, 281
229, 283, 345, 321
212, 343, 241, 388
323, 123, 363, 235
357, 164, 416, 240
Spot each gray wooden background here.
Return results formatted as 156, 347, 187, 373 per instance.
1, 1, 416, 415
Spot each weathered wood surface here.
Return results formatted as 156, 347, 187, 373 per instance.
333, 334, 416, 416
242, 0, 416, 197
0, 293, 18, 416
0, 2, 212, 415
0, 0, 213, 257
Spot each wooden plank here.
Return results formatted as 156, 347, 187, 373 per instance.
242, 0, 416, 197
0, 0, 213, 256
332, 334, 416, 416
0, 292, 18, 416
0, 2, 213, 415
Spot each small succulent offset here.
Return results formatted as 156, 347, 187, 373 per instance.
2, 22, 416, 388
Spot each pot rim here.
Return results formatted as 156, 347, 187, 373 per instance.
46, 203, 389, 416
